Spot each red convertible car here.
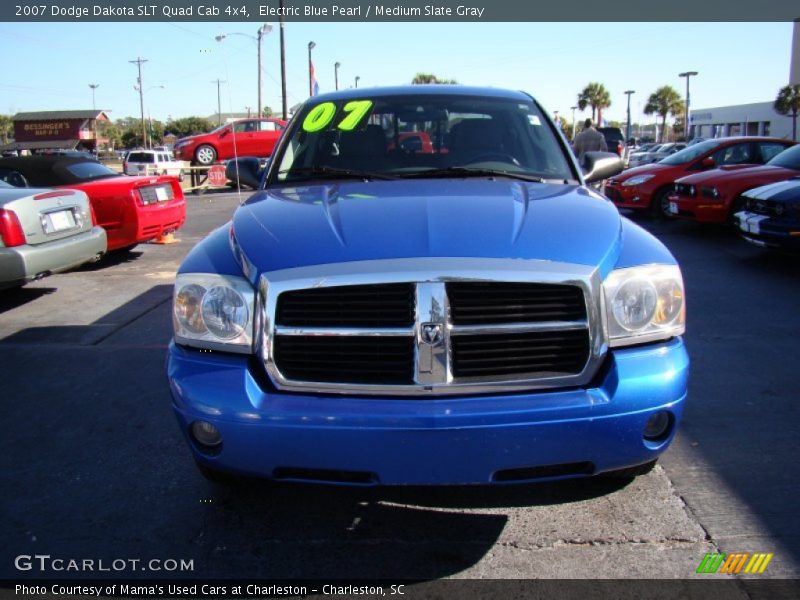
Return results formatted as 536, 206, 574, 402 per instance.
172, 117, 287, 165
0, 156, 185, 251
667, 144, 800, 224
604, 137, 793, 216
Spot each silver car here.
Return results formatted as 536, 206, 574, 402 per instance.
0, 181, 106, 290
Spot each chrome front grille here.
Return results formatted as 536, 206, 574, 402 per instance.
260, 258, 605, 396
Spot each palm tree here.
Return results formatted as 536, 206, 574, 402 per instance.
774, 84, 800, 142
576, 83, 611, 125
644, 86, 685, 143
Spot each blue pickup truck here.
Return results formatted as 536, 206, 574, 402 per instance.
166, 86, 688, 486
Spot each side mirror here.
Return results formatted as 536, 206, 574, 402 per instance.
701, 157, 715, 168
225, 157, 263, 189
582, 151, 623, 183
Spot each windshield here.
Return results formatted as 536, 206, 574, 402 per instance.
63, 161, 119, 181
660, 140, 719, 165
126, 152, 155, 163
767, 144, 800, 170
272, 93, 574, 184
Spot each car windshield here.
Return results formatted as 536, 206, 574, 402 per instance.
660, 140, 720, 165
272, 93, 574, 185
63, 161, 119, 181
766, 144, 800, 170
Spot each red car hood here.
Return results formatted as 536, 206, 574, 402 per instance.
614, 163, 672, 181
675, 165, 797, 186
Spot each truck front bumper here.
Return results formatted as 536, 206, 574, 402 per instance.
167, 337, 689, 485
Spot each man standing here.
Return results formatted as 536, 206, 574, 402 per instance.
573, 118, 607, 164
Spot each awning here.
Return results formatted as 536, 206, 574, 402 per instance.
0, 139, 80, 151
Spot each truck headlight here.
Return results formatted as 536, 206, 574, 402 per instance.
173, 273, 255, 353
603, 265, 685, 347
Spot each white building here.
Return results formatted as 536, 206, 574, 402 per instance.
689, 102, 794, 140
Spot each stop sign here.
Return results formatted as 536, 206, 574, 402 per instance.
207, 165, 226, 187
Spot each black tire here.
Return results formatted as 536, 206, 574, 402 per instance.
194, 144, 217, 166
650, 187, 673, 219
603, 459, 658, 480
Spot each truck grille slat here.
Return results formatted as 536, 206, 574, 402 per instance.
276, 283, 414, 327
447, 282, 586, 324
274, 335, 415, 385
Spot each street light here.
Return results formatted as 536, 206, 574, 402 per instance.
570, 105, 578, 139
355, 75, 360, 89
624, 90, 635, 143
89, 83, 100, 154
678, 71, 698, 140
308, 41, 316, 97
334, 62, 341, 91
216, 23, 273, 118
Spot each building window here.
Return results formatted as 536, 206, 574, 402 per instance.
763, 122, 771, 136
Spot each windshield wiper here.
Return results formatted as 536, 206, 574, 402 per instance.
278, 166, 397, 181
398, 167, 546, 183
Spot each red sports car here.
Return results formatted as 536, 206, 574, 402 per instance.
172, 117, 288, 165
604, 137, 794, 216
0, 156, 185, 251
667, 144, 800, 224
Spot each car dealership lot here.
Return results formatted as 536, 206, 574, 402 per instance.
1, 193, 799, 581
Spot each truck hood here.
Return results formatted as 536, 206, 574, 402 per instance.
675, 164, 795, 186
232, 179, 622, 276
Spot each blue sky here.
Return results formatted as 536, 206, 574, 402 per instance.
0, 22, 794, 125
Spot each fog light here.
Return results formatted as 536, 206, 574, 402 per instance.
191, 421, 222, 448
643, 411, 672, 441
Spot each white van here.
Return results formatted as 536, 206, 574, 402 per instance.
123, 150, 185, 181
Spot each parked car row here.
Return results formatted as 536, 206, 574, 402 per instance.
0, 155, 186, 289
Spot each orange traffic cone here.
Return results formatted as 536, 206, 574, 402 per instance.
151, 231, 180, 244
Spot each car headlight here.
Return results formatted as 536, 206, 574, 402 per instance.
603, 265, 685, 347
173, 273, 255, 353
622, 174, 656, 186
174, 140, 190, 149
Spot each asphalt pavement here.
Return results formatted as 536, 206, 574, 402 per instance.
1, 192, 798, 584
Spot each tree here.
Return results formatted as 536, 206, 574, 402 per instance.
774, 84, 800, 142
0, 114, 12, 144
262, 106, 273, 117
644, 86, 685, 143
165, 116, 214, 138
577, 83, 611, 125
411, 73, 457, 84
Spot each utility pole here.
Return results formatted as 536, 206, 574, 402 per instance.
212, 79, 225, 125
129, 57, 148, 148
335, 62, 341, 90
279, 0, 287, 119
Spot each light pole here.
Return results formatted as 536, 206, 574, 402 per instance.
279, 0, 287, 119
355, 75, 360, 89
624, 90, 635, 143
334, 62, 341, 91
308, 41, 316, 97
678, 71, 698, 140
89, 83, 99, 154
216, 24, 272, 118
570, 105, 578, 139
